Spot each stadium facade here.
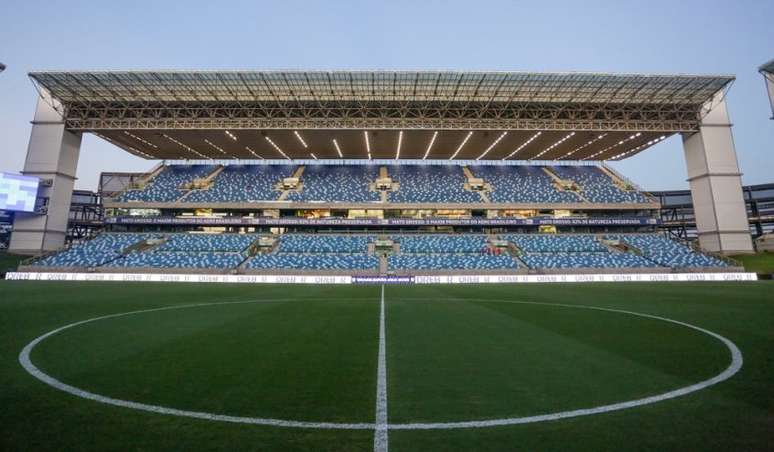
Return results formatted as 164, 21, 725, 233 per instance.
6, 70, 756, 276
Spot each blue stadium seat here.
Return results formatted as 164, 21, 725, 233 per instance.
470, 165, 579, 203
606, 234, 728, 268
286, 165, 380, 202
388, 234, 519, 270
388, 253, 519, 270
157, 233, 257, 253
503, 234, 658, 269
186, 165, 295, 202
393, 234, 488, 253
35, 233, 162, 267
388, 165, 481, 203
108, 251, 244, 269
247, 253, 379, 270
245, 234, 378, 270
278, 235, 374, 253
117, 165, 216, 202
502, 234, 607, 253
519, 252, 657, 269
550, 166, 650, 203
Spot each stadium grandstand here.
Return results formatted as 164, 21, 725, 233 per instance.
7, 70, 756, 276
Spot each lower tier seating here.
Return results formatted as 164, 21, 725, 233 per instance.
394, 234, 488, 253
503, 234, 607, 253
35, 233, 161, 267
278, 235, 374, 253
388, 254, 519, 270
30, 232, 730, 272
246, 253, 379, 270
606, 234, 728, 268
520, 252, 656, 269
108, 251, 244, 269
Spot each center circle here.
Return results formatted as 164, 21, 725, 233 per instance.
19, 298, 742, 430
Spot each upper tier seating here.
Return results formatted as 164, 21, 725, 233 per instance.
471, 166, 579, 203
35, 233, 161, 267
550, 166, 651, 203
606, 234, 728, 268
287, 165, 380, 202
117, 165, 216, 202
112, 163, 653, 205
388, 165, 481, 203
186, 165, 295, 202
394, 234, 488, 253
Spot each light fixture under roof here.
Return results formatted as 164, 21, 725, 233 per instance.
583, 132, 642, 160
204, 139, 228, 155
244, 146, 263, 159
422, 131, 438, 160
364, 131, 372, 159
560, 133, 608, 160
264, 136, 290, 160
449, 131, 473, 160
123, 131, 158, 149
225, 130, 238, 141
98, 133, 154, 159
310, 152, 318, 160
531, 132, 576, 160
162, 134, 208, 159
609, 135, 667, 160
395, 131, 403, 160
294, 131, 308, 148
502, 131, 541, 160
476, 131, 508, 160
333, 139, 343, 158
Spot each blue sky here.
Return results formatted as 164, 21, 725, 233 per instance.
1, 0, 772, 190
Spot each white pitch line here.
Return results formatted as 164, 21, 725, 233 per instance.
373, 285, 389, 452
18, 297, 743, 432
18, 299, 376, 430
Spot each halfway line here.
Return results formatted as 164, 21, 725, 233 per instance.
373, 285, 389, 452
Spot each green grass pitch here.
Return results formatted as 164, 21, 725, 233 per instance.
0, 281, 772, 451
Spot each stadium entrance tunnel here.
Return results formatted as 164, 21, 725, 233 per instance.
21, 294, 741, 429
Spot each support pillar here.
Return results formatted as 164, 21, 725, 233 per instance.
682, 94, 753, 255
9, 91, 82, 254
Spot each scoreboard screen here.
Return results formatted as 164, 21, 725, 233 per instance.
0, 172, 40, 212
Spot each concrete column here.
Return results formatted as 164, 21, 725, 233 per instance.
9, 91, 82, 254
764, 72, 774, 119
682, 94, 753, 255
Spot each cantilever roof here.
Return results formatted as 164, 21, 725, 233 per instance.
29, 70, 733, 105
25, 70, 736, 161
760, 60, 774, 76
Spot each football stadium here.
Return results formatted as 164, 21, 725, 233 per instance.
1, 4, 773, 451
